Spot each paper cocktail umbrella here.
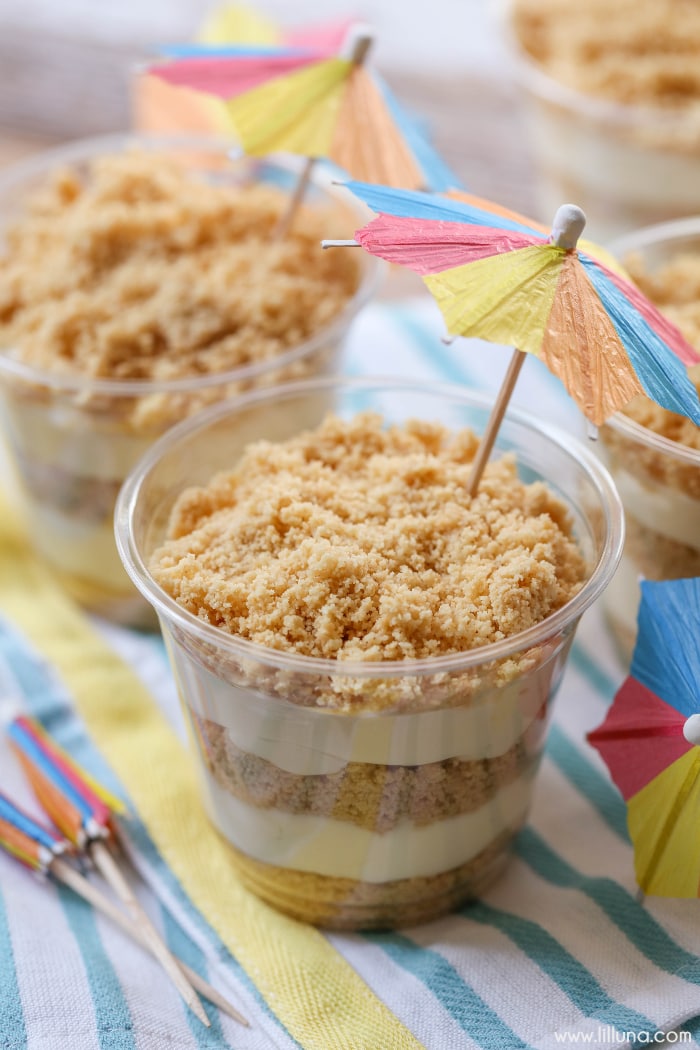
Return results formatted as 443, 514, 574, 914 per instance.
588, 578, 700, 898
136, 3, 356, 136
148, 25, 458, 236
0, 792, 247, 1025
323, 185, 700, 491
7, 716, 211, 1027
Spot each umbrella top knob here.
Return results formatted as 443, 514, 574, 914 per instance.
340, 23, 374, 65
551, 205, 587, 251
683, 714, 700, 747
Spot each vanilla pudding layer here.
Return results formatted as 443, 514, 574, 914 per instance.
200, 762, 534, 883
177, 647, 551, 776
0, 395, 153, 604
525, 104, 700, 235
179, 652, 555, 883
613, 468, 700, 551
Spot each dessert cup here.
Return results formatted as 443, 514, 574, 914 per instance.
600, 218, 700, 664
503, 7, 700, 241
0, 135, 380, 628
116, 376, 623, 929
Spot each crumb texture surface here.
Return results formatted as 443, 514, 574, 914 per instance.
0, 152, 359, 385
621, 251, 700, 454
513, 0, 700, 109
151, 412, 586, 661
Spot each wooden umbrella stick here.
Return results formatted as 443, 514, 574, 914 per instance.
272, 156, 317, 241
90, 839, 210, 1027
52, 856, 248, 1026
466, 348, 527, 497
272, 26, 374, 242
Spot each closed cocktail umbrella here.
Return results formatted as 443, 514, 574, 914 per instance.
0, 790, 246, 1024
7, 716, 210, 1027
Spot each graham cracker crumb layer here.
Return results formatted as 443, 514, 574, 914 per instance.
512, 0, 700, 110
0, 151, 360, 428
199, 716, 534, 832
151, 412, 587, 668
225, 829, 513, 929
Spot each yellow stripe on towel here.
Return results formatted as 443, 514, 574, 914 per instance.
0, 503, 423, 1050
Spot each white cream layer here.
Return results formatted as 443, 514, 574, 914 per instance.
527, 101, 700, 236
613, 468, 700, 550
7, 399, 152, 481
172, 640, 556, 775
201, 764, 532, 882
28, 502, 132, 593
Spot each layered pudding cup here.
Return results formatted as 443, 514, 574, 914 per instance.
503, 14, 700, 241
0, 135, 381, 628
116, 377, 623, 929
600, 217, 700, 662
600, 414, 700, 663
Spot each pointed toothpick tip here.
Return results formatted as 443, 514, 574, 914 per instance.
321, 239, 361, 250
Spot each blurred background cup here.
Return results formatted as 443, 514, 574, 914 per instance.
502, 3, 700, 242
599, 218, 700, 664
0, 134, 381, 628
116, 376, 623, 929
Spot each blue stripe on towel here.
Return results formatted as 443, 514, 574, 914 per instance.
517, 828, 700, 983
56, 883, 136, 1050
0, 882, 27, 1046
392, 306, 481, 389
160, 904, 222, 1042
365, 931, 533, 1049
466, 901, 656, 1038
569, 642, 620, 706
546, 724, 630, 842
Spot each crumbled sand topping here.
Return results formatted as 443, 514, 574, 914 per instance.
513, 0, 700, 109
0, 152, 359, 384
621, 252, 700, 453
151, 413, 586, 661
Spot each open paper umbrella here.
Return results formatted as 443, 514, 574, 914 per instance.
136, 4, 355, 135
324, 184, 700, 491
148, 27, 458, 200
588, 578, 700, 897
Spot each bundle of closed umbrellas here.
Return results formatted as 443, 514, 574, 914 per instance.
0, 715, 248, 1029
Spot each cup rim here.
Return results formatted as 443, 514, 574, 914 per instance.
0, 132, 383, 396
115, 374, 625, 678
501, 0, 699, 131
604, 216, 700, 466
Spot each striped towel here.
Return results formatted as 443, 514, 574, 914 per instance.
1, 299, 700, 1050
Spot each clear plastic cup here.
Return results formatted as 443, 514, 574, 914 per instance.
503, 9, 700, 241
0, 135, 381, 627
600, 219, 700, 664
116, 376, 623, 929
